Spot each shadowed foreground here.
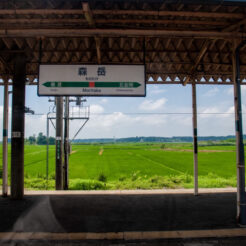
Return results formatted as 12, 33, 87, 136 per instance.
0, 192, 237, 232
0, 191, 243, 245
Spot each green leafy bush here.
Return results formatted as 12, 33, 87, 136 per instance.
98, 173, 107, 183
70, 179, 107, 190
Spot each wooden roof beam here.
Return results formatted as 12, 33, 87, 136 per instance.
0, 54, 12, 73
0, 9, 243, 19
0, 29, 244, 39
0, 9, 83, 15
222, 18, 246, 32
82, 2, 95, 26
94, 37, 101, 64
92, 10, 244, 19
0, 18, 230, 27
2, 38, 12, 49
183, 39, 211, 86
82, 2, 101, 64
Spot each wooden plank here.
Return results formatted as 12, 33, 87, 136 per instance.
183, 40, 211, 85
223, 18, 246, 32
82, 2, 95, 26
0, 55, 10, 71
0, 9, 83, 15
0, 18, 229, 27
92, 10, 244, 19
0, 228, 246, 240
95, 37, 101, 64
82, 2, 101, 64
0, 9, 243, 19
0, 29, 243, 38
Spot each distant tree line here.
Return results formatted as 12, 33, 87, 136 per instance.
72, 135, 244, 144
27, 132, 55, 145
1, 135, 245, 145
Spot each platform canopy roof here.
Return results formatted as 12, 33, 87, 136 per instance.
1, 0, 246, 85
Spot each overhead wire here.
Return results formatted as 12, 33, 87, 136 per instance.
26, 112, 246, 116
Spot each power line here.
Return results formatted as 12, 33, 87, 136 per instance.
26, 112, 246, 116
90, 112, 237, 115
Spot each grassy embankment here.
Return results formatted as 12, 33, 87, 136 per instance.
0, 142, 237, 190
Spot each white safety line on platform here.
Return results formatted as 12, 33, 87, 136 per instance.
18, 188, 237, 196
0, 228, 245, 241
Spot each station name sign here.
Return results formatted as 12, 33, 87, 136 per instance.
38, 65, 145, 96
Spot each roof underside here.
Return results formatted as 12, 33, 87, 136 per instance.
1, 0, 246, 85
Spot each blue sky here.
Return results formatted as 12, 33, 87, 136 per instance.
0, 83, 245, 139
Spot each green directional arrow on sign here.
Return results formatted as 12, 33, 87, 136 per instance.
43, 81, 141, 88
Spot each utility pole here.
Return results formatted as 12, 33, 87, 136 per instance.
47, 97, 89, 190
55, 97, 63, 190
64, 97, 69, 190
2, 80, 9, 197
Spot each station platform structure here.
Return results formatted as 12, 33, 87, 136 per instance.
0, 189, 246, 245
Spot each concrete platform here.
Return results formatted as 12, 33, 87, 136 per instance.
0, 189, 245, 245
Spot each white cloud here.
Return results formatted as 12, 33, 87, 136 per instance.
199, 106, 220, 119
134, 115, 167, 126
226, 87, 233, 95
100, 98, 108, 104
170, 114, 191, 127
95, 112, 128, 128
90, 104, 104, 114
202, 87, 219, 97
199, 105, 236, 119
148, 85, 166, 95
224, 106, 235, 115
25, 114, 47, 138
86, 111, 168, 130
226, 86, 246, 96
242, 86, 246, 94
139, 98, 167, 111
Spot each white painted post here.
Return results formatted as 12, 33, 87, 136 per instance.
192, 82, 198, 196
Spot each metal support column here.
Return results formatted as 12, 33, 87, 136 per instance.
233, 41, 246, 225
2, 80, 9, 197
11, 55, 26, 199
64, 97, 69, 190
192, 82, 198, 196
55, 97, 63, 190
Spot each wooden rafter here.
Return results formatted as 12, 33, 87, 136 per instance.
0, 18, 230, 27
0, 9, 83, 15
0, 54, 12, 73
183, 39, 211, 86
92, 10, 244, 19
82, 2, 101, 64
223, 18, 246, 32
94, 37, 101, 64
0, 29, 243, 39
82, 2, 95, 26
0, 9, 243, 19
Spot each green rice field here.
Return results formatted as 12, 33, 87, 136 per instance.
0, 142, 239, 190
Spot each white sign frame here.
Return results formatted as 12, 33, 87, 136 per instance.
38, 64, 146, 97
